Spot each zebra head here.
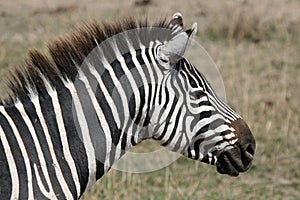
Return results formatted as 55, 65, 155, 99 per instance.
152, 13, 256, 176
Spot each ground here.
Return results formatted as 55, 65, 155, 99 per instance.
0, 0, 299, 199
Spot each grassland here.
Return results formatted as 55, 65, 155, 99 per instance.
0, 0, 299, 199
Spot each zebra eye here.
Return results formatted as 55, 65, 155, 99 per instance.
160, 58, 168, 63
193, 90, 206, 99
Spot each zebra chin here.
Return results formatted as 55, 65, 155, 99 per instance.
215, 118, 256, 176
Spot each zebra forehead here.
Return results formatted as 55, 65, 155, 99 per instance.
4, 17, 186, 104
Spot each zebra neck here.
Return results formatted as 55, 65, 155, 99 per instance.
0, 56, 178, 199
0, 92, 92, 198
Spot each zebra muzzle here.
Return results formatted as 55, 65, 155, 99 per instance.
216, 118, 256, 176
216, 145, 251, 176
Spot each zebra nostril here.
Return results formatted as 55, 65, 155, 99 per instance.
240, 143, 255, 170
245, 144, 255, 157
231, 118, 256, 163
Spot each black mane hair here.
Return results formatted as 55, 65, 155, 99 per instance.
4, 17, 182, 104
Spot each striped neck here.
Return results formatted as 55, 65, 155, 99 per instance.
0, 19, 190, 198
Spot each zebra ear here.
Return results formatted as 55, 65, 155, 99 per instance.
158, 23, 197, 67
169, 12, 183, 27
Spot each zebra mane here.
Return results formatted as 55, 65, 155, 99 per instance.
3, 17, 184, 104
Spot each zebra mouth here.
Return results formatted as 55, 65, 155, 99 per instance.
216, 145, 254, 176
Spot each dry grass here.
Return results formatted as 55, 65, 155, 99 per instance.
0, 0, 299, 199
197, 0, 299, 42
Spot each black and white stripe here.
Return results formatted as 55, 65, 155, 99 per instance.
0, 14, 248, 199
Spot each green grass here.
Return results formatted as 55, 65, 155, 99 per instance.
0, 0, 299, 199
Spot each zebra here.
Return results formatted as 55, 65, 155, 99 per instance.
0, 13, 255, 199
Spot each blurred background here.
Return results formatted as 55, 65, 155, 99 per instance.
0, 0, 299, 199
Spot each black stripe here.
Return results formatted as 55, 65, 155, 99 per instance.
121, 131, 129, 152
174, 113, 189, 153
194, 118, 225, 138
158, 84, 163, 105
100, 69, 125, 127
162, 85, 170, 109
93, 77, 122, 165
187, 146, 199, 160
123, 52, 136, 70
94, 82, 121, 146
129, 92, 136, 120
199, 110, 212, 120
182, 59, 198, 88
38, 92, 77, 198
4, 104, 44, 198
110, 59, 125, 80
58, 86, 89, 194
143, 84, 152, 127
135, 49, 145, 66
0, 112, 15, 199
190, 99, 211, 109
145, 48, 152, 65
152, 84, 159, 107
134, 86, 145, 126
155, 97, 178, 141
172, 131, 184, 152
201, 155, 210, 163
21, 99, 65, 198
75, 74, 107, 180
190, 109, 219, 132
162, 107, 182, 146
160, 72, 183, 145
